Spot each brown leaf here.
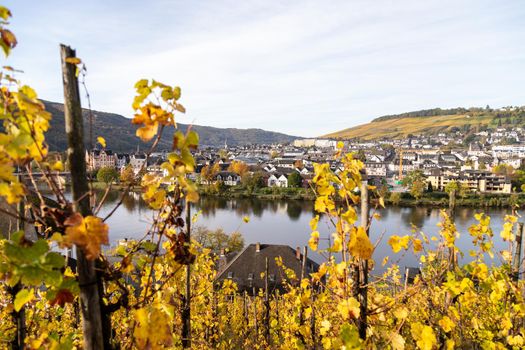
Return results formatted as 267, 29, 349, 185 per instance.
1, 29, 17, 49
49, 289, 75, 307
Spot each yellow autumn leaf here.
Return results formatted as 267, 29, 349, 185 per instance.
136, 122, 158, 142
185, 189, 199, 203
64, 213, 109, 260
388, 235, 410, 253
391, 332, 405, 350
309, 215, 319, 231
337, 297, 360, 320
331, 232, 343, 252
97, 136, 106, 148
51, 160, 64, 171
438, 316, 455, 333
500, 221, 515, 241
394, 307, 408, 320
410, 322, 437, 350
309, 231, 320, 251
348, 226, 374, 259
320, 319, 331, 336
65, 57, 81, 65
412, 238, 423, 253
0, 181, 25, 204
243, 216, 250, 223
14, 289, 34, 311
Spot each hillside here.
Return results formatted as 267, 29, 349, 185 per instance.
324, 107, 525, 140
42, 101, 299, 152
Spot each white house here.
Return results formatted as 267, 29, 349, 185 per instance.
215, 171, 241, 186
268, 174, 288, 188
130, 154, 147, 174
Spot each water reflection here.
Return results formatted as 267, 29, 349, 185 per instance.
89, 191, 514, 272
195, 196, 313, 221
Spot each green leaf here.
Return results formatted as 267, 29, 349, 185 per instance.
10, 230, 25, 243
14, 289, 34, 311
161, 88, 173, 101
20, 266, 46, 285
43, 270, 63, 287
134, 79, 148, 89
340, 323, 362, 349
140, 241, 157, 253
173, 86, 181, 100
44, 252, 66, 269
181, 148, 195, 170
185, 130, 199, 148
0, 6, 12, 20
26, 239, 50, 262
173, 131, 185, 150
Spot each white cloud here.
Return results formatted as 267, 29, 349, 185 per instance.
3, 0, 525, 137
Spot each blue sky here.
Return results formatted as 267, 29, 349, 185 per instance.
3, 0, 524, 137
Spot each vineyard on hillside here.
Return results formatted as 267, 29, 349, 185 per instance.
1, 6, 525, 350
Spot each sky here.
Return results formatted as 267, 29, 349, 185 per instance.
3, 0, 525, 137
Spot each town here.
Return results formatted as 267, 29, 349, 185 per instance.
82, 124, 525, 199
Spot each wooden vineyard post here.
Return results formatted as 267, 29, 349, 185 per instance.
182, 202, 192, 348
513, 222, 524, 282
10, 178, 26, 349
243, 291, 249, 338
298, 246, 308, 324
60, 44, 105, 349
264, 257, 271, 344
358, 176, 369, 340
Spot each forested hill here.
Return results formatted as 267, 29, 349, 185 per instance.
324, 106, 525, 140
42, 101, 299, 152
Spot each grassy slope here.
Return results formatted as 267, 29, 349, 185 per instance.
323, 114, 495, 140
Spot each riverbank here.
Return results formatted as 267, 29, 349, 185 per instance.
199, 184, 525, 209
383, 191, 524, 209
198, 185, 316, 200
88, 181, 525, 209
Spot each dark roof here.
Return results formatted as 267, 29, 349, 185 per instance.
273, 167, 295, 175
216, 171, 239, 178
215, 243, 319, 294
89, 149, 114, 156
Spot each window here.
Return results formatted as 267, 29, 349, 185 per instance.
269, 274, 275, 282
247, 273, 254, 280
227, 271, 233, 279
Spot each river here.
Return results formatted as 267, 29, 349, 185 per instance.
95, 191, 515, 273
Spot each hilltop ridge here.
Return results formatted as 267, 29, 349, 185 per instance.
42, 101, 299, 152
323, 106, 525, 140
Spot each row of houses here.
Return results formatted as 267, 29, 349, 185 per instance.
86, 136, 520, 193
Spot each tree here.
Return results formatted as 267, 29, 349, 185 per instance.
389, 192, 401, 205
228, 160, 248, 178
217, 149, 228, 160
96, 167, 119, 184
193, 227, 245, 255
201, 163, 220, 182
479, 161, 487, 170
294, 160, 304, 169
401, 170, 426, 200
120, 164, 135, 184
493, 163, 514, 177
377, 179, 390, 199
287, 172, 303, 188
241, 171, 265, 193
